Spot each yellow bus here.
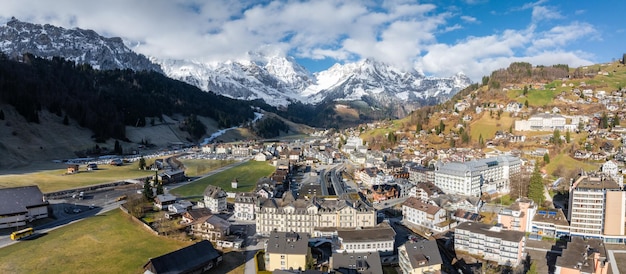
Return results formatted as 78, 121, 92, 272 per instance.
10, 227, 34, 240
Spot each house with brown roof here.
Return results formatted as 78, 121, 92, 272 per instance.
402, 197, 451, 234
182, 208, 212, 224
189, 215, 231, 241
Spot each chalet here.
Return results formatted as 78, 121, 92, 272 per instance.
573, 150, 590, 159
590, 152, 607, 161
158, 170, 186, 184
143, 240, 222, 274
67, 164, 79, 174
182, 208, 212, 224
154, 194, 177, 210
371, 184, 399, 202
189, 215, 231, 241
0, 186, 49, 229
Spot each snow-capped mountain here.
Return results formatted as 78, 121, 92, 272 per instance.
0, 19, 472, 116
0, 18, 161, 72
155, 51, 312, 106
159, 56, 471, 111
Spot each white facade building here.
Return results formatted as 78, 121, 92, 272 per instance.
434, 156, 521, 197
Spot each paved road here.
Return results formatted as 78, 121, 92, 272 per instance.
0, 200, 123, 248
0, 158, 249, 249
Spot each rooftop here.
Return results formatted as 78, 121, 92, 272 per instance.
455, 222, 525, 243
266, 231, 309, 255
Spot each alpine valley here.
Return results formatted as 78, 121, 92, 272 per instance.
0, 18, 472, 127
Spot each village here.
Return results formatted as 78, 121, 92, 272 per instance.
2, 61, 626, 274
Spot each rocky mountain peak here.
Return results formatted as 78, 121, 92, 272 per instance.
0, 18, 162, 73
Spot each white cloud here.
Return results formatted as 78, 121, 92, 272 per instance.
460, 15, 478, 23
0, 0, 604, 83
531, 5, 563, 22
443, 24, 463, 33
529, 22, 597, 52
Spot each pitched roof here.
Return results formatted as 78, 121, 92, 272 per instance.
0, 185, 48, 215
332, 252, 383, 274
266, 231, 309, 255
144, 240, 222, 274
402, 197, 443, 215
203, 185, 227, 199
337, 222, 396, 242
401, 240, 443, 269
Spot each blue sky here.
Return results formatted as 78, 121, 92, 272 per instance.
1, 0, 624, 81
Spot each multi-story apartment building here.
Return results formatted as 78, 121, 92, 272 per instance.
265, 231, 310, 271
434, 155, 521, 197
255, 192, 376, 236
402, 197, 449, 234
568, 173, 626, 243
514, 113, 568, 131
234, 192, 257, 221
497, 198, 536, 232
398, 240, 443, 274
454, 222, 526, 266
203, 185, 227, 213
407, 164, 435, 184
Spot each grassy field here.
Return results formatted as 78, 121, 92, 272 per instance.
170, 160, 275, 198
0, 209, 190, 274
180, 159, 235, 177
0, 162, 154, 193
469, 113, 515, 142
544, 153, 598, 175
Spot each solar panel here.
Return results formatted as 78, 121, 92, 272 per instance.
548, 211, 557, 216
538, 210, 547, 215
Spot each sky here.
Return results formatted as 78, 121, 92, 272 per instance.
0, 0, 624, 81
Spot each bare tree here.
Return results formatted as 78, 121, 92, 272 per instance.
509, 169, 531, 200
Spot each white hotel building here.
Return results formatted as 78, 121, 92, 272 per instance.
434, 156, 521, 197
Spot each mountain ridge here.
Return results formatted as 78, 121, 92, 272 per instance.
0, 18, 471, 114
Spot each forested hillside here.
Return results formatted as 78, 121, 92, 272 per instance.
0, 53, 256, 140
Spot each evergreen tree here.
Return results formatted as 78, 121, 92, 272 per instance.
114, 140, 123, 154
478, 134, 484, 148
143, 178, 153, 201
601, 112, 609, 129
138, 156, 146, 170
439, 120, 445, 133
613, 115, 620, 127
565, 131, 571, 143
543, 153, 550, 164
156, 181, 164, 195
528, 165, 545, 205
552, 129, 562, 145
